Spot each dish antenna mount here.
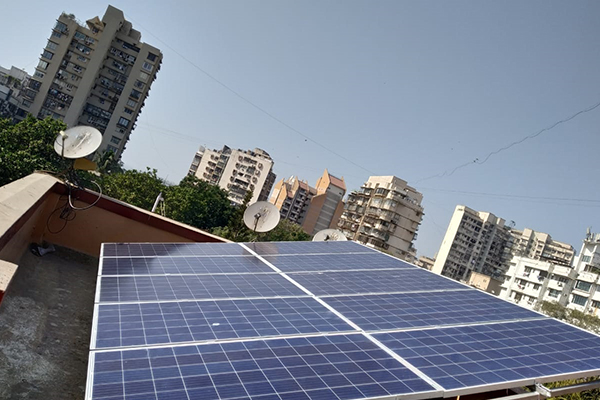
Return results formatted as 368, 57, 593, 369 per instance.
312, 229, 347, 242
243, 201, 280, 233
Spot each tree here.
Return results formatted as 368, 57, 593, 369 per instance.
262, 219, 312, 242
98, 168, 167, 210
0, 116, 68, 186
540, 301, 600, 334
163, 175, 233, 230
95, 150, 123, 175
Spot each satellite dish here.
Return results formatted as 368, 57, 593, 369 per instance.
54, 126, 102, 159
312, 229, 347, 242
243, 201, 280, 233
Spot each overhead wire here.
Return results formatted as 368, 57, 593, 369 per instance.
125, 15, 377, 176
414, 99, 600, 184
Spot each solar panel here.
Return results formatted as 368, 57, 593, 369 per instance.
323, 290, 545, 331
90, 334, 439, 400
98, 274, 306, 303
100, 256, 272, 276
103, 242, 251, 257
244, 241, 377, 256
288, 268, 468, 296
88, 241, 600, 399
262, 253, 417, 272
374, 319, 600, 395
93, 297, 357, 349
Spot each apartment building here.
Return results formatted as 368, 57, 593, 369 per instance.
509, 228, 574, 266
269, 176, 316, 226
339, 176, 423, 261
415, 256, 435, 270
189, 145, 276, 206
21, 6, 162, 159
302, 170, 346, 235
566, 230, 600, 315
0, 66, 30, 122
498, 256, 575, 309
432, 206, 512, 281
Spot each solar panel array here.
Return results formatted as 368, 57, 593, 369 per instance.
88, 241, 600, 400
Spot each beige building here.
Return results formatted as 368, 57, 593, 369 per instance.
189, 145, 276, 206
339, 176, 423, 261
431, 205, 512, 281
270, 176, 316, 226
0, 66, 31, 122
302, 170, 346, 235
415, 255, 435, 270
468, 271, 504, 295
509, 228, 574, 266
566, 230, 600, 314
22, 6, 162, 159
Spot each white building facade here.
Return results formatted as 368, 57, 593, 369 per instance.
189, 145, 276, 206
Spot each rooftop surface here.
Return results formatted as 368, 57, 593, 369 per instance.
0, 246, 96, 399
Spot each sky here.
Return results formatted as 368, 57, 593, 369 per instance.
2, 1, 600, 258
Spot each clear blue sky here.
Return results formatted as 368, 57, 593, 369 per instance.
3, 1, 600, 258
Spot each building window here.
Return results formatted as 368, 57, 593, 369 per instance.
130, 89, 141, 99
134, 80, 145, 89
106, 144, 118, 153
139, 72, 149, 82
572, 294, 588, 306
54, 21, 68, 33
575, 280, 592, 292
37, 60, 49, 70
42, 51, 54, 60
147, 52, 158, 62
126, 99, 137, 108
110, 136, 121, 145
51, 31, 62, 39
548, 289, 560, 298
142, 62, 153, 72
117, 117, 130, 127
124, 108, 134, 115
582, 255, 592, 263
47, 41, 58, 51
592, 300, 600, 309
533, 284, 541, 291
34, 71, 45, 79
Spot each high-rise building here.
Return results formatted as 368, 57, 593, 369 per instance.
431, 206, 512, 281
432, 205, 575, 282
0, 65, 30, 123
301, 170, 346, 235
339, 175, 423, 261
566, 230, 600, 314
509, 228, 574, 266
21, 6, 162, 159
269, 176, 316, 226
188, 145, 276, 206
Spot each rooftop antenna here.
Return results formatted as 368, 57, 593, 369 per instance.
312, 229, 347, 242
52, 125, 103, 212
54, 126, 103, 160
243, 201, 280, 236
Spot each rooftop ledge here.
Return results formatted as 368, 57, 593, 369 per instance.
0, 172, 227, 304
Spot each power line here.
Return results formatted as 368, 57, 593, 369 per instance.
415, 99, 600, 184
126, 15, 377, 176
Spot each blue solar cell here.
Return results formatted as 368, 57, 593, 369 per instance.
100, 256, 272, 276
91, 334, 437, 400
262, 253, 417, 272
244, 241, 376, 256
94, 297, 356, 349
323, 290, 544, 331
98, 274, 306, 302
288, 268, 467, 296
374, 319, 600, 392
103, 243, 250, 258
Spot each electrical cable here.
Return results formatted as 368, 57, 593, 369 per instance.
125, 15, 377, 176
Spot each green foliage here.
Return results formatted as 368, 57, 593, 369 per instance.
0, 116, 68, 186
163, 175, 233, 230
95, 150, 123, 175
543, 377, 600, 400
98, 168, 167, 210
540, 301, 600, 334
261, 219, 312, 242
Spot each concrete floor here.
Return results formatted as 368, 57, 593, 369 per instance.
0, 245, 97, 400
